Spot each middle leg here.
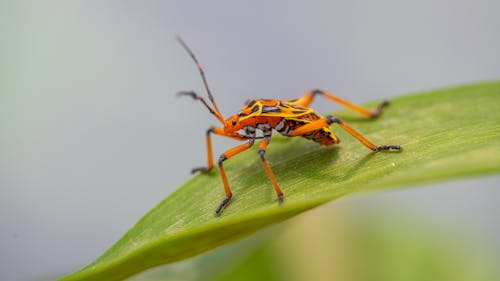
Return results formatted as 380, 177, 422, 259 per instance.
258, 137, 284, 204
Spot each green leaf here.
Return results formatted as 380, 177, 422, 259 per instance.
59, 81, 500, 281
131, 199, 499, 281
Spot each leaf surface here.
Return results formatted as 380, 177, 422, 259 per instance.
60, 81, 500, 281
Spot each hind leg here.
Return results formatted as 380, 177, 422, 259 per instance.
290, 117, 402, 152
291, 89, 389, 118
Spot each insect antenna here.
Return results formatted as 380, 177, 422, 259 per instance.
176, 35, 225, 124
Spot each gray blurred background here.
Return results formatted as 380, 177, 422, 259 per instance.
1, 1, 499, 280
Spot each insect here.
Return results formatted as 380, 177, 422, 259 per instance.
176, 36, 402, 215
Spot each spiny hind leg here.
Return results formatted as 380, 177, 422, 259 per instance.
258, 137, 284, 204
292, 89, 389, 118
325, 116, 402, 151
290, 117, 402, 152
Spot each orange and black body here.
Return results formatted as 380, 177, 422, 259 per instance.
176, 36, 402, 215
230, 98, 338, 146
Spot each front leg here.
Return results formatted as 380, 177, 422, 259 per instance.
191, 126, 244, 174
216, 139, 255, 215
191, 127, 216, 174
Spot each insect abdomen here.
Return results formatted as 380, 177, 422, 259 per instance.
275, 117, 339, 146
301, 127, 338, 146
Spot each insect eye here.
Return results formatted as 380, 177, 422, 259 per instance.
232, 120, 237, 126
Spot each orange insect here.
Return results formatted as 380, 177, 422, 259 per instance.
176, 36, 402, 215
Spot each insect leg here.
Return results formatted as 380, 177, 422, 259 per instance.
258, 137, 284, 204
326, 116, 402, 151
293, 89, 389, 118
216, 139, 255, 215
191, 127, 216, 173
289, 118, 330, 137
191, 127, 247, 174
290, 117, 401, 151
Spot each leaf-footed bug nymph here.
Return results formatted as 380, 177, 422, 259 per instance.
176, 36, 402, 216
